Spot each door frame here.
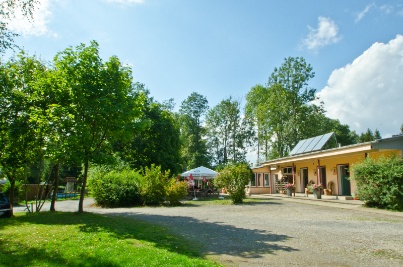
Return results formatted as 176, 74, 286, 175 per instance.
337, 164, 350, 195
300, 168, 308, 193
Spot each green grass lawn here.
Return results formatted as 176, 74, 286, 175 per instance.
0, 212, 221, 267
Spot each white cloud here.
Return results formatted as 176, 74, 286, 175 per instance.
302, 17, 341, 51
356, 4, 400, 22
317, 35, 403, 137
379, 5, 393, 15
107, 0, 145, 4
355, 4, 374, 22
5, 0, 53, 37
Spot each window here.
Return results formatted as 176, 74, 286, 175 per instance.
257, 173, 261, 186
282, 166, 295, 174
250, 173, 256, 186
264, 173, 270, 187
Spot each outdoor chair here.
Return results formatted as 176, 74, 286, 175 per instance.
305, 180, 315, 197
207, 188, 218, 196
324, 181, 334, 195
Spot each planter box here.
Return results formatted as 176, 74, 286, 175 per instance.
287, 188, 293, 197
313, 190, 322, 199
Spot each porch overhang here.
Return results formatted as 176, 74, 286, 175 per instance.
262, 142, 374, 167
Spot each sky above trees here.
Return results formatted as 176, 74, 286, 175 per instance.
4, 0, 403, 137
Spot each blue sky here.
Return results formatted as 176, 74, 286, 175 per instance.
6, 0, 403, 138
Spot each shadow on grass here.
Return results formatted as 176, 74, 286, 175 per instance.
0, 238, 119, 267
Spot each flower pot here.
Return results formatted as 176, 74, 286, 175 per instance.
313, 190, 322, 199
287, 188, 293, 197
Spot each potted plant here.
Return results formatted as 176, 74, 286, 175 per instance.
352, 192, 359, 200
312, 183, 323, 199
285, 183, 295, 197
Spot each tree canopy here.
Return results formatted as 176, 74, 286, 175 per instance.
53, 41, 142, 212
245, 57, 359, 163
0, 52, 46, 213
0, 0, 36, 53
114, 88, 182, 175
179, 92, 210, 170
205, 96, 253, 167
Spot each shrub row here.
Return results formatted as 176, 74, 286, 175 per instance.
88, 164, 188, 207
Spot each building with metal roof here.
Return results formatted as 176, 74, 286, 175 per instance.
249, 134, 403, 197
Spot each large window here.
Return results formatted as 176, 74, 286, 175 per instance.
264, 173, 270, 187
282, 167, 295, 174
252, 173, 270, 187
250, 173, 256, 186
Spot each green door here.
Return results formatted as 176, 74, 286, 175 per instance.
340, 165, 350, 195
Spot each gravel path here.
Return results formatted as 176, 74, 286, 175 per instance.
15, 197, 403, 267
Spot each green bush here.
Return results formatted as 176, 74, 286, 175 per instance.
215, 163, 252, 204
2, 180, 23, 202
140, 165, 169, 206
352, 155, 403, 211
89, 164, 187, 207
88, 168, 143, 207
165, 179, 188, 206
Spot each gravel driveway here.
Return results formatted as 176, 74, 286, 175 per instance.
15, 196, 403, 267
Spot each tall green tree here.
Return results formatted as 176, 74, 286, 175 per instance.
0, 0, 36, 53
358, 128, 381, 142
115, 88, 182, 174
30, 61, 78, 211
245, 57, 326, 159
206, 97, 253, 166
179, 92, 210, 169
0, 53, 46, 214
54, 41, 141, 212
303, 111, 359, 147
245, 84, 269, 164
267, 57, 317, 155
374, 129, 381, 140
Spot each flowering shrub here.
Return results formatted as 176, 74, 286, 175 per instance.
285, 183, 295, 189
312, 183, 323, 190
215, 163, 252, 204
140, 164, 169, 206
165, 179, 188, 206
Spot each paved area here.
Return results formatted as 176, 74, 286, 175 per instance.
13, 196, 403, 266
256, 193, 403, 218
